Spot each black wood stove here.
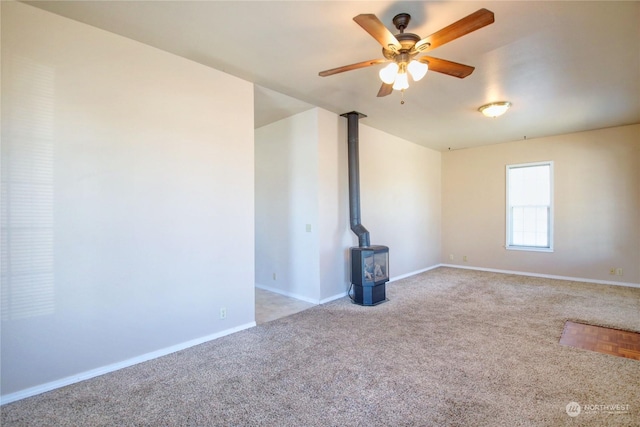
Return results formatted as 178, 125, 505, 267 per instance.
350, 245, 389, 305
342, 111, 389, 306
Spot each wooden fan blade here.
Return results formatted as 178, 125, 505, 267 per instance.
353, 14, 402, 52
414, 8, 494, 53
319, 58, 388, 77
419, 56, 475, 78
377, 82, 393, 97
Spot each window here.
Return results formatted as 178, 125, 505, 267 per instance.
506, 161, 553, 251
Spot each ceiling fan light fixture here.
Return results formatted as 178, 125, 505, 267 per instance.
408, 60, 428, 81
392, 71, 409, 91
319, 9, 495, 98
379, 62, 399, 84
479, 101, 512, 118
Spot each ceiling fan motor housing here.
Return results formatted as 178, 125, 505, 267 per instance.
383, 33, 421, 60
381, 13, 423, 60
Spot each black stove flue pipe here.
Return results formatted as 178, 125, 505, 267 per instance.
341, 111, 370, 248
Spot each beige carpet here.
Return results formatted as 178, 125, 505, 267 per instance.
2, 267, 639, 426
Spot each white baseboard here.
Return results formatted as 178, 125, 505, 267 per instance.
255, 283, 320, 304
319, 291, 348, 304
319, 265, 442, 302
315, 265, 443, 303
255, 283, 350, 305
255, 284, 349, 305
256, 265, 447, 304
388, 265, 441, 283
0, 322, 256, 406
256, 265, 445, 305
8, 263, 632, 405
439, 264, 640, 289
313, 266, 443, 303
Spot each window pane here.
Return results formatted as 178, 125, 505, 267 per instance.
535, 207, 548, 246
507, 163, 552, 250
510, 206, 548, 247
508, 164, 550, 206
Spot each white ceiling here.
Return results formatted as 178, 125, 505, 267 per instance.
26, 1, 640, 151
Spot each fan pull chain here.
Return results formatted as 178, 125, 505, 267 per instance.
400, 89, 405, 105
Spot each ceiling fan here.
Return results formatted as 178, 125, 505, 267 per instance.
319, 9, 495, 97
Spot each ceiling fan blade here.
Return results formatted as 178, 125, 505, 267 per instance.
319, 58, 388, 77
377, 82, 393, 97
419, 56, 475, 78
414, 8, 494, 53
353, 14, 402, 52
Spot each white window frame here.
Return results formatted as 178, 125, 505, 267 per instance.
506, 161, 554, 252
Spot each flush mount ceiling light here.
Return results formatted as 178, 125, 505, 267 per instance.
478, 101, 512, 118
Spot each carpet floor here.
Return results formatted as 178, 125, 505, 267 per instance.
2, 267, 639, 426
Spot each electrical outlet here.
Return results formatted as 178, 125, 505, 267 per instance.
449, 254, 454, 261
463, 255, 468, 262
616, 268, 623, 276
609, 268, 616, 275
306, 224, 312, 232
220, 307, 227, 319
273, 273, 276, 280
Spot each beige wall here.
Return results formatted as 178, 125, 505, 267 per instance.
359, 124, 442, 276
442, 124, 640, 284
255, 109, 321, 302
255, 109, 443, 303
2, 2, 255, 400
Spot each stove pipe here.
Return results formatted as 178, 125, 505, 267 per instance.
341, 111, 370, 248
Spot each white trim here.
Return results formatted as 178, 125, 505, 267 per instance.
388, 265, 441, 283
315, 266, 443, 303
506, 161, 554, 251
505, 245, 554, 253
0, 322, 256, 405
319, 265, 441, 302
254, 285, 347, 305
439, 264, 640, 289
319, 292, 348, 304
255, 283, 319, 305
257, 266, 443, 304
7, 263, 634, 405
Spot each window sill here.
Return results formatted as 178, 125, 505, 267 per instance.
506, 245, 554, 253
